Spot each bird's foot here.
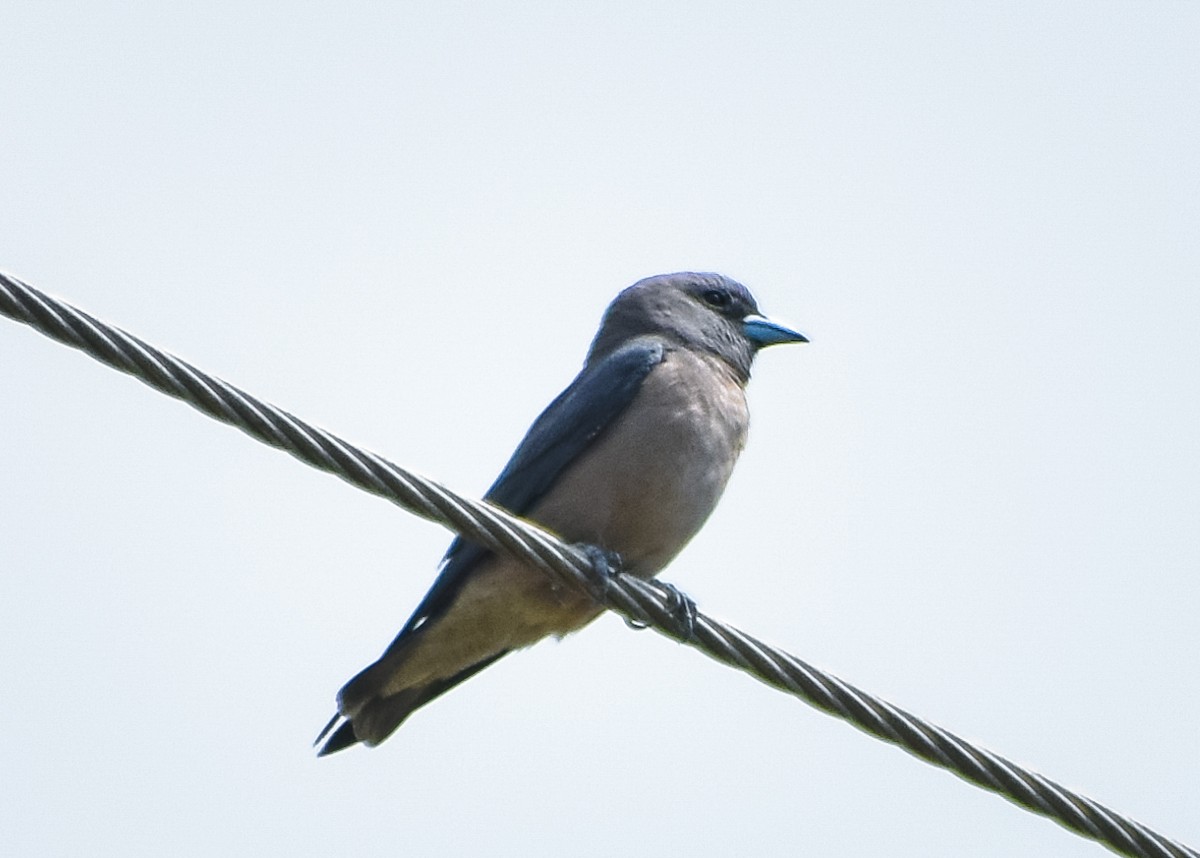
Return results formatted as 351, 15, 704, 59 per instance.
649, 580, 698, 641
573, 542, 623, 604
571, 545, 697, 639
573, 543, 653, 631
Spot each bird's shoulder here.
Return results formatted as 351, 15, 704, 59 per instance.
484, 335, 667, 509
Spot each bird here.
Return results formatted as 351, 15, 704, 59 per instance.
316, 272, 806, 755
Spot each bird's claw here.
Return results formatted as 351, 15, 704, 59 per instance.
574, 543, 652, 631
572, 544, 696, 639
650, 580, 698, 641
574, 542, 623, 604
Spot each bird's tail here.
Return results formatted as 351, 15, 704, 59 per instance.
315, 650, 511, 755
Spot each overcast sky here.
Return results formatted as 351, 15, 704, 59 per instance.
2, 3, 1197, 857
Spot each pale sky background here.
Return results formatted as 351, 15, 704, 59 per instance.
1, 3, 1197, 857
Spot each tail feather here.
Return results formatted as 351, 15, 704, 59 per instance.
315, 650, 511, 755
316, 719, 360, 756
314, 711, 341, 747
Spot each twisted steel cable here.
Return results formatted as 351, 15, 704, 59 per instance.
1, 270, 1193, 858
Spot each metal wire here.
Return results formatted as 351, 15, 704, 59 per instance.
1, 270, 1193, 858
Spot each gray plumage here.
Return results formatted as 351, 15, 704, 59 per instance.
317, 272, 806, 754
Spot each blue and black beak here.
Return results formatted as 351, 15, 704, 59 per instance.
742, 313, 809, 347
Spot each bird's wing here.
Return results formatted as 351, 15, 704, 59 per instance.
397, 338, 665, 635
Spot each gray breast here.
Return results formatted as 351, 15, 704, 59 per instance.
530, 347, 750, 574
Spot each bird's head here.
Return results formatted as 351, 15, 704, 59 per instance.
587, 272, 807, 380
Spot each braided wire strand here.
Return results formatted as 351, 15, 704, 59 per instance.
0, 271, 1193, 858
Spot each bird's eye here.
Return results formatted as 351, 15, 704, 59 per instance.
702, 288, 731, 309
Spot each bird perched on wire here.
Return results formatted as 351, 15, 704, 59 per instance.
316, 272, 807, 754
